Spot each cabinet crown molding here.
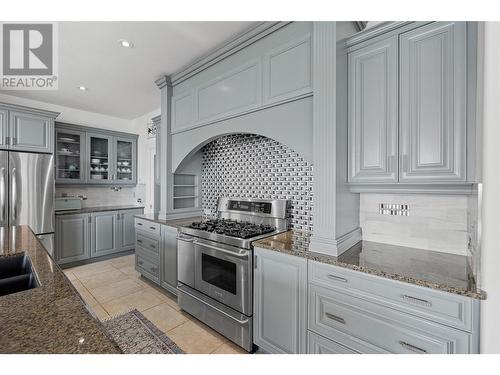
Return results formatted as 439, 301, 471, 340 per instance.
155, 75, 172, 89
0, 101, 60, 118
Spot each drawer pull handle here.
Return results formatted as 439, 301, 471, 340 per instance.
327, 274, 348, 283
402, 295, 432, 307
137, 239, 143, 244
150, 245, 156, 249
137, 222, 143, 226
150, 226, 156, 230
399, 341, 427, 354
325, 312, 346, 324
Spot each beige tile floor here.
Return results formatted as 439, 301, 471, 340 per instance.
64, 254, 247, 354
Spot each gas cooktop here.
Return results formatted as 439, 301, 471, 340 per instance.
187, 218, 276, 239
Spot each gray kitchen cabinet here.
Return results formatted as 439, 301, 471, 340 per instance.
253, 246, 307, 354
56, 213, 90, 264
348, 35, 398, 183
118, 208, 144, 251
160, 225, 178, 295
55, 128, 86, 184
399, 22, 467, 183
347, 21, 472, 192
0, 109, 8, 150
90, 211, 119, 257
113, 136, 137, 184
8, 111, 54, 153
87, 132, 114, 184
307, 331, 358, 354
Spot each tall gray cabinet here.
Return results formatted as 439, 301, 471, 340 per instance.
347, 22, 474, 193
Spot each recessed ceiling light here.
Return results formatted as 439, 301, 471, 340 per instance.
78, 86, 88, 91
118, 39, 134, 48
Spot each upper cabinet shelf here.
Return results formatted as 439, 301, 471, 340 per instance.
347, 22, 476, 194
55, 122, 138, 185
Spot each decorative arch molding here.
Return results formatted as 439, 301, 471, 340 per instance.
172, 96, 313, 173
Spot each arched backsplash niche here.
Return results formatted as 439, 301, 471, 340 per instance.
200, 133, 313, 232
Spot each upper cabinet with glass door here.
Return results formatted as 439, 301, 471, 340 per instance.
114, 137, 136, 184
87, 133, 113, 184
55, 129, 85, 183
55, 122, 138, 185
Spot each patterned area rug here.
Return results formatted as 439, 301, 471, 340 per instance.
102, 309, 184, 354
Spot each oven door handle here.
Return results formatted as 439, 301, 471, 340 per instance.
193, 240, 249, 258
179, 286, 250, 325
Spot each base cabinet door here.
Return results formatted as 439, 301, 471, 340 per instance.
119, 209, 143, 251
160, 225, 178, 295
56, 214, 90, 264
90, 211, 119, 257
253, 247, 307, 354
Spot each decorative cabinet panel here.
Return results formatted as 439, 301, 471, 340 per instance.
348, 36, 398, 183
160, 225, 178, 295
56, 123, 138, 185
347, 21, 472, 192
197, 61, 261, 123
56, 214, 90, 264
0, 109, 8, 150
8, 111, 54, 153
172, 92, 194, 132
90, 211, 119, 257
253, 246, 307, 354
399, 22, 467, 182
264, 35, 312, 104
307, 331, 358, 354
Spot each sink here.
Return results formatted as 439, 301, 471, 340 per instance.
0, 255, 39, 297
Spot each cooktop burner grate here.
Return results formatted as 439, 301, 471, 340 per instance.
188, 219, 276, 239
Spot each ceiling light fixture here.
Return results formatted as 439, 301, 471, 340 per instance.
118, 39, 134, 48
78, 86, 88, 91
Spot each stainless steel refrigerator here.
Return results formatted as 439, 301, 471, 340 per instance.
0, 151, 54, 254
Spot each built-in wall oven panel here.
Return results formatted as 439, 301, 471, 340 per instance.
177, 235, 195, 288
194, 238, 252, 315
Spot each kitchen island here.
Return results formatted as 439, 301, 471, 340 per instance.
0, 225, 121, 354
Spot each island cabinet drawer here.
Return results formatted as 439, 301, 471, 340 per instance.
309, 284, 473, 354
135, 218, 161, 238
136, 233, 160, 256
308, 261, 474, 332
135, 252, 159, 283
307, 331, 358, 354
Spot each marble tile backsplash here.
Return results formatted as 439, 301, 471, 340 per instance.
56, 186, 145, 208
360, 193, 469, 256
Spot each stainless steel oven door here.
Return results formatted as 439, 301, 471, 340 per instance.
194, 238, 252, 315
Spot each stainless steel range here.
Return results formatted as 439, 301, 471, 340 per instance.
177, 197, 288, 352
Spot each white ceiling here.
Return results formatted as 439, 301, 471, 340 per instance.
2, 21, 257, 119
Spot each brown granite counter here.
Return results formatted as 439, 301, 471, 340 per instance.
253, 230, 486, 300
135, 213, 202, 229
0, 226, 121, 353
55, 205, 144, 215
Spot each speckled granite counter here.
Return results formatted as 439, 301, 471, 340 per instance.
0, 226, 121, 353
253, 231, 486, 300
135, 213, 202, 229
55, 204, 144, 215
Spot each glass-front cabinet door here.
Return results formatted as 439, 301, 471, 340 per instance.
87, 133, 113, 183
114, 137, 136, 184
55, 129, 85, 183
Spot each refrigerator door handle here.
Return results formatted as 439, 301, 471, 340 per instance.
11, 167, 17, 222
0, 167, 5, 222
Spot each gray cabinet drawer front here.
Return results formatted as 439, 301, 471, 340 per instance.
309, 261, 472, 331
309, 284, 471, 354
135, 252, 159, 283
307, 331, 358, 354
135, 218, 160, 237
136, 233, 160, 256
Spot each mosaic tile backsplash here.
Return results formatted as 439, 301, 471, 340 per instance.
201, 134, 314, 232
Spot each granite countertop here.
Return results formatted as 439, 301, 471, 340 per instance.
55, 204, 144, 215
253, 230, 486, 300
0, 226, 121, 354
135, 213, 202, 229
